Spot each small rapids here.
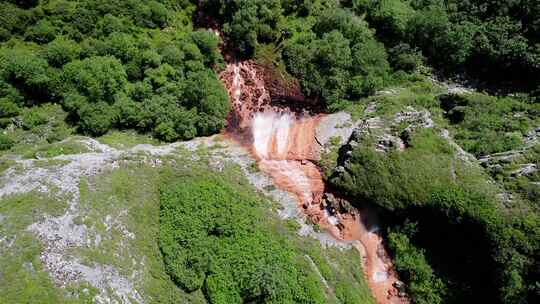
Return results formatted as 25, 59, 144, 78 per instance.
220, 61, 408, 304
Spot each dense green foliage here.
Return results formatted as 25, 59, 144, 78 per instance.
160, 177, 325, 304
283, 8, 390, 106
160, 173, 323, 303
440, 93, 540, 156
349, 0, 540, 90
159, 168, 374, 304
387, 225, 446, 304
331, 128, 540, 303
0, 0, 229, 140
2, 0, 537, 141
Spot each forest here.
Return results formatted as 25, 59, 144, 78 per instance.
1, 0, 538, 142
1, 0, 229, 141
0, 1, 539, 304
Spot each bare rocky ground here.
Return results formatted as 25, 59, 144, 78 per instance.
0, 112, 359, 303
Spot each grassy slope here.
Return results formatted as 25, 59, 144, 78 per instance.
328, 76, 539, 303
0, 137, 374, 303
0, 193, 91, 304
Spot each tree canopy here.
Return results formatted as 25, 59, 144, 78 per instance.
0, 0, 229, 139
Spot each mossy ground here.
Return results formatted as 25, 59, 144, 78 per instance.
97, 130, 160, 149
0, 193, 97, 304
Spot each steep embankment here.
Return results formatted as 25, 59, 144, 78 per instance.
220, 60, 408, 304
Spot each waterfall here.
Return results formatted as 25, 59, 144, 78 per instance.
220, 61, 408, 304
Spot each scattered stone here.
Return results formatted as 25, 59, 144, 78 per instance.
394, 107, 434, 129
497, 192, 513, 204
364, 102, 377, 114
375, 134, 405, 153
334, 166, 345, 173
322, 193, 355, 214
394, 280, 405, 292
511, 163, 537, 177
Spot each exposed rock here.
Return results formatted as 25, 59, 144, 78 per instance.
366, 117, 384, 129
337, 106, 433, 156
394, 107, 434, 129
393, 280, 406, 294
497, 192, 513, 204
0, 137, 213, 303
364, 102, 377, 114
315, 112, 360, 150
375, 134, 405, 153
524, 127, 540, 147
376, 88, 400, 96
428, 75, 475, 95
511, 164, 538, 177
322, 193, 355, 214
479, 126, 539, 167
440, 129, 476, 162
334, 166, 346, 174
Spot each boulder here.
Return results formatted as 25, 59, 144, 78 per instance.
315, 112, 359, 148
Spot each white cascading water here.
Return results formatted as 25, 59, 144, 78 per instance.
252, 110, 324, 206
252, 112, 292, 160
221, 61, 408, 304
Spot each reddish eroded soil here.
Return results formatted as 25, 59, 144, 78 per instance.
220, 60, 408, 304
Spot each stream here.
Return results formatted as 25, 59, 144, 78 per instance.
220, 60, 408, 304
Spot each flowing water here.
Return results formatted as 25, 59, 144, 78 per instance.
220, 61, 408, 304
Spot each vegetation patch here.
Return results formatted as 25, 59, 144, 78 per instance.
320, 136, 343, 179
352, 0, 540, 90
74, 164, 206, 304
159, 165, 374, 304
0, 103, 74, 156
0, 193, 88, 304
331, 128, 539, 303
97, 130, 159, 149
439, 93, 540, 156
487, 143, 540, 207
23, 139, 91, 159
0, 1, 228, 141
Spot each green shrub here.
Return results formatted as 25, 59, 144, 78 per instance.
0, 2, 230, 142
282, 8, 389, 108
43, 36, 81, 67
63, 56, 127, 104
77, 102, 117, 136
0, 48, 52, 103
388, 43, 424, 72
159, 171, 328, 304
0, 97, 20, 118
24, 20, 57, 44
0, 134, 14, 150
388, 229, 445, 304
21, 107, 48, 130
439, 93, 539, 156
